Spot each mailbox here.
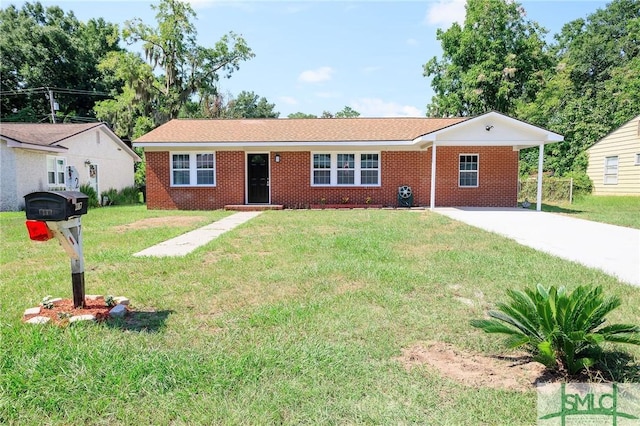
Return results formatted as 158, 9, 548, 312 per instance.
24, 191, 88, 221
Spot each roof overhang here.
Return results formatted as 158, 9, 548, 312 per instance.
134, 140, 420, 152
415, 111, 563, 150
3, 137, 68, 153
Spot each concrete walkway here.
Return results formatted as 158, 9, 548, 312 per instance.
133, 211, 262, 257
434, 208, 640, 287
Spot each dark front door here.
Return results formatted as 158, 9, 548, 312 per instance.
247, 153, 269, 203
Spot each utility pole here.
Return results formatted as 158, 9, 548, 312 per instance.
46, 88, 56, 123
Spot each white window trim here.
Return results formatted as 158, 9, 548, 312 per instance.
603, 155, 618, 185
458, 153, 479, 188
170, 152, 216, 187
47, 155, 66, 189
310, 152, 381, 187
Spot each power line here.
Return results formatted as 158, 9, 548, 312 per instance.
0, 86, 112, 97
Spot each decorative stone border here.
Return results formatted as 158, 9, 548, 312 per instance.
23, 295, 130, 325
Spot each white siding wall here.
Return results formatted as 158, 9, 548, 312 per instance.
1, 126, 137, 211
587, 116, 640, 195
62, 129, 136, 195
1, 140, 50, 211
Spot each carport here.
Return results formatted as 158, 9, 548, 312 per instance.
416, 112, 563, 210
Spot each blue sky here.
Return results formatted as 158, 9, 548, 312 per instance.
12, 0, 609, 117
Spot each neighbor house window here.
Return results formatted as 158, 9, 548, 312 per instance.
171, 152, 216, 186
604, 156, 618, 185
311, 152, 380, 186
635, 153, 640, 165
459, 154, 479, 187
47, 156, 66, 187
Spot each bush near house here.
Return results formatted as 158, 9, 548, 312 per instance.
519, 173, 592, 202
100, 186, 142, 206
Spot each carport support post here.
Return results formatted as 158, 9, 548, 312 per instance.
430, 142, 437, 210
536, 144, 544, 211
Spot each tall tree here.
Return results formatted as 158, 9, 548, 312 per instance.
0, 2, 121, 121
518, 0, 640, 174
288, 112, 318, 119
105, 0, 255, 129
423, 0, 551, 117
224, 91, 279, 118
335, 106, 360, 118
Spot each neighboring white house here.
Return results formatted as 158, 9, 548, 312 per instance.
0, 122, 141, 211
586, 115, 640, 196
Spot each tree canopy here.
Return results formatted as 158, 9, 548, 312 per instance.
0, 2, 121, 122
423, 0, 551, 117
517, 0, 640, 174
94, 0, 255, 138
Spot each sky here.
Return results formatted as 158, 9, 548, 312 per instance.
9, 0, 610, 118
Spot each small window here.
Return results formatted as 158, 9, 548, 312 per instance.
313, 154, 331, 185
604, 156, 618, 185
360, 153, 379, 185
459, 154, 478, 187
635, 153, 640, 166
337, 154, 355, 185
47, 156, 66, 187
171, 152, 216, 187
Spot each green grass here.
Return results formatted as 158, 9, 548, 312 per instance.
540, 195, 640, 229
1, 206, 639, 425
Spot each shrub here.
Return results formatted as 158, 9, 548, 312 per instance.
79, 184, 100, 208
100, 186, 141, 206
562, 171, 593, 196
471, 284, 640, 376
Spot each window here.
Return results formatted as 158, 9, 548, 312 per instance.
171, 152, 216, 186
604, 156, 618, 185
311, 152, 380, 186
313, 154, 331, 185
47, 156, 66, 187
459, 154, 478, 187
635, 153, 640, 166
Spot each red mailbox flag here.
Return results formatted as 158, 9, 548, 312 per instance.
25, 220, 53, 241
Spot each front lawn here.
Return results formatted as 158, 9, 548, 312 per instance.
2, 206, 639, 425
541, 195, 640, 229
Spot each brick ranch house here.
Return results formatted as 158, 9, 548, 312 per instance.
133, 111, 562, 210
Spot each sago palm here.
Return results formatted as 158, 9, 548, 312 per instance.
471, 284, 640, 375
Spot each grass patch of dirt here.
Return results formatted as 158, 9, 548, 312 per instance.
112, 216, 206, 232
397, 341, 548, 392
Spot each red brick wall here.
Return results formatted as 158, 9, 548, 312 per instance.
434, 146, 519, 207
145, 147, 518, 210
146, 151, 245, 210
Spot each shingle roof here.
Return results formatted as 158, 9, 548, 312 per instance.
134, 117, 468, 143
0, 122, 103, 146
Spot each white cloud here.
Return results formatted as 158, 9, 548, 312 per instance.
279, 96, 298, 105
424, 0, 466, 29
351, 98, 424, 118
315, 91, 341, 99
298, 67, 335, 83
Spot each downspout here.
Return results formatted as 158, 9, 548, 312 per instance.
536, 143, 544, 211
430, 142, 437, 210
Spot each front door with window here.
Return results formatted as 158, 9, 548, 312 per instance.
247, 153, 269, 203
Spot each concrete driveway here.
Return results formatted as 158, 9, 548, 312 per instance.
434, 208, 640, 287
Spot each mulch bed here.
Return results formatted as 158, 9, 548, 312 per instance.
23, 297, 125, 325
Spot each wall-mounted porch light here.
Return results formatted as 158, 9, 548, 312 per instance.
275, 153, 281, 163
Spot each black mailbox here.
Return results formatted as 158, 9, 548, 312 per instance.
24, 191, 89, 221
